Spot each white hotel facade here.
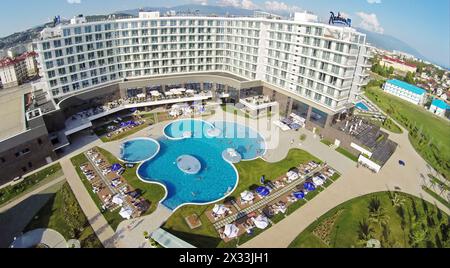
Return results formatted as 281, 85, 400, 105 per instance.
0, 11, 373, 183
34, 11, 371, 113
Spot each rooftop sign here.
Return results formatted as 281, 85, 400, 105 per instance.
329, 12, 351, 27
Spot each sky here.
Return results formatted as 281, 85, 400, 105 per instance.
0, 0, 449, 68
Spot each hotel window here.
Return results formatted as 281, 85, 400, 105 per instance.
53, 40, 62, 48
45, 61, 54, 69
85, 26, 92, 33
95, 25, 102, 32
63, 29, 71, 36
44, 52, 52, 60
42, 42, 51, 50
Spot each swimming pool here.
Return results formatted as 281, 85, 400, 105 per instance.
356, 102, 370, 111
120, 138, 160, 163
137, 119, 266, 210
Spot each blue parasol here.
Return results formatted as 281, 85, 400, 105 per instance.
111, 163, 122, 171
260, 175, 266, 185
256, 186, 270, 197
304, 182, 316, 192
293, 191, 305, 199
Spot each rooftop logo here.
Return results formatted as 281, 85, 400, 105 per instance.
329, 12, 352, 27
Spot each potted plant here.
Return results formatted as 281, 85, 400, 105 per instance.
143, 231, 149, 240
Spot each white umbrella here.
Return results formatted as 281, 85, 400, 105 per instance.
213, 204, 227, 215
165, 92, 173, 96
119, 207, 133, 220
137, 93, 146, 98
178, 88, 186, 92
112, 194, 124, 205
174, 91, 183, 95
312, 177, 324, 186
150, 91, 161, 96
224, 224, 239, 238
186, 89, 195, 94
253, 215, 269, 229
240, 191, 254, 202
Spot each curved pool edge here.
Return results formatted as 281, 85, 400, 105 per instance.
134, 118, 268, 212
135, 156, 240, 213
118, 137, 161, 164
163, 118, 215, 141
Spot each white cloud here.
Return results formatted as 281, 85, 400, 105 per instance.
356, 12, 384, 34
367, 0, 382, 4
216, 0, 257, 9
264, 1, 301, 12
191, 0, 208, 5
67, 0, 81, 4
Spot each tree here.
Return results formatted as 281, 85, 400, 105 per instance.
404, 72, 415, 84
391, 192, 406, 208
368, 197, 390, 228
410, 228, 428, 247
357, 218, 375, 246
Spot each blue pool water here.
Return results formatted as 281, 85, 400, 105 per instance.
120, 138, 160, 163
137, 119, 266, 210
356, 102, 370, 111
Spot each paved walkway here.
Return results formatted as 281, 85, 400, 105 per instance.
10, 228, 67, 248
114, 205, 173, 248
241, 123, 450, 248
60, 158, 118, 248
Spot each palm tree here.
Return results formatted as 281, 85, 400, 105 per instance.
391, 192, 406, 208
357, 218, 375, 247
410, 229, 428, 247
368, 197, 390, 228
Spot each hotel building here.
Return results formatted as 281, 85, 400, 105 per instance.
383, 79, 427, 105
0, 11, 372, 183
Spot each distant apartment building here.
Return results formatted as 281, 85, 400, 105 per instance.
0, 51, 38, 89
429, 98, 449, 118
0, 57, 27, 88
381, 56, 417, 74
21, 51, 39, 76
383, 79, 427, 105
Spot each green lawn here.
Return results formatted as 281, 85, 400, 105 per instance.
336, 147, 359, 162
289, 192, 449, 248
0, 163, 63, 207
365, 86, 450, 180
321, 139, 333, 146
162, 149, 322, 248
24, 183, 103, 248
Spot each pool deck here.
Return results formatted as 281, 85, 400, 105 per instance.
44, 105, 449, 248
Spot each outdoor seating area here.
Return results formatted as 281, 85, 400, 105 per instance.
168, 102, 208, 118
274, 113, 306, 131
208, 161, 338, 243
125, 88, 208, 104
80, 148, 150, 219
100, 111, 149, 140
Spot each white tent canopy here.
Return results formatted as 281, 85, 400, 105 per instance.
119, 207, 133, 220
312, 176, 324, 186
112, 194, 124, 206
213, 204, 228, 215
224, 224, 239, 238
253, 215, 269, 229
186, 89, 195, 94
137, 93, 146, 98
240, 191, 255, 202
